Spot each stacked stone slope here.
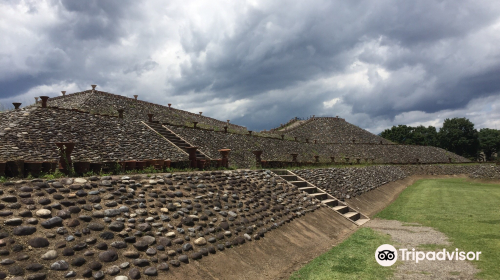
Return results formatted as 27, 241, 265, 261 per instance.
0, 170, 319, 279
46, 90, 247, 132
283, 117, 392, 144
0, 106, 187, 162
295, 166, 407, 200
168, 126, 469, 168
0, 89, 468, 167
295, 164, 497, 200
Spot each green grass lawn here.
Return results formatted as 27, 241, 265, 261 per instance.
289, 227, 395, 280
376, 178, 500, 279
291, 178, 500, 279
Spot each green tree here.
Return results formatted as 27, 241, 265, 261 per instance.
438, 118, 479, 159
380, 125, 414, 144
381, 125, 438, 146
412, 125, 439, 146
478, 128, 500, 161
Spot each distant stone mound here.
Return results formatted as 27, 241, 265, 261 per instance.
279, 117, 392, 144
47, 90, 248, 132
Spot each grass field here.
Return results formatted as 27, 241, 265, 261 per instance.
289, 227, 395, 280
376, 178, 500, 279
290, 178, 500, 279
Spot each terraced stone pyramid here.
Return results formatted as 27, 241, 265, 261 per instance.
0, 87, 470, 170
46, 90, 247, 132
0, 106, 187, 163
270, 117, 392, 144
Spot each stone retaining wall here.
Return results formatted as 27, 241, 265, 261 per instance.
294, 164, 497, 200
0, 170, 319, 280
168, 126, 469, 168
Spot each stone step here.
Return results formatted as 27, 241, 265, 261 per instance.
298, 186, 317, 194
310, 192, 328, 200
321, 199, 339, 207
280, 175, 298, 181
147, 123, 210, 161
290, 181, 307, 187
149, 126, 187, 147
344, 212, 360, 221
282, 169, 370, 227
355, 219, 370, 226
333, 205, 348, 214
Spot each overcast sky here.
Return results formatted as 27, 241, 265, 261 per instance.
2, 0, 500, 133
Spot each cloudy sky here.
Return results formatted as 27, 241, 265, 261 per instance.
2, 0, 500, 133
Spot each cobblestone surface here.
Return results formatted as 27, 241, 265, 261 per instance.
295, 164, 496, 199
0, 170, 319, 279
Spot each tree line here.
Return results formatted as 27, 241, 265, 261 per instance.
380, 118, 500, 161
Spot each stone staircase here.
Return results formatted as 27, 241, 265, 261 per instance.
272, 169, 369, 226
277, 120, 307, 132
144, 121, 210, 162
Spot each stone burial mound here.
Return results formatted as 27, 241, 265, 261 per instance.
0, 170, 321, 280
168, 124, 469, 169
0, 86, 470, 173
268, 116, 393, 144
0, 106, 188, 164
46, 88, 248, 133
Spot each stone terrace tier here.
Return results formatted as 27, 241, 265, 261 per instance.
0, 170, 320, 280
0, 106, 187, 162
168, 126, 468, 168
277, 117, 393, 144
45, 90, 248, 133
294, 164, 496, 200
295, 166, 407, 200
264, 117, 305, 133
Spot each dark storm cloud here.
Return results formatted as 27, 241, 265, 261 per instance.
173, 3, 355, 97
57, 0, 134, 42
231, 91, 329, 131
1, 0, 500, 131
123, 60, 159, 76
457, 66, 500, 97
1, 74, 46, 99
0, 0, 144, 98
172, 0, 500, 125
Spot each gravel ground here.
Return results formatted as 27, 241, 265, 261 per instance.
366, 219, 479, 280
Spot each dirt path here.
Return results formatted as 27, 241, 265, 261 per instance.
366, 219, 479, 280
